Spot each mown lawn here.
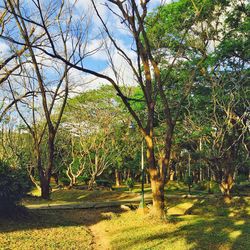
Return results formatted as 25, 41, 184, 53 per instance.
3, 183, 250, 249
1, 196, 249, 250
0, 209, 93, 250
96, 197, 250, 250
97, 212, 250, 250
23, 180, 250, 208
23, 187, 139, 206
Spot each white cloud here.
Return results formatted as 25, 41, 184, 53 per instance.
0, 41, 10, 56
67, 0, 166, 94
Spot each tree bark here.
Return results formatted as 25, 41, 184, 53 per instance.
88, 175, 96, 190
40, 175, 50, 199
150, 176, 165, 217
145, 172, 150, 184
219, 173, 234, 199
115, 169, 121, 187
169, 169, 175, 181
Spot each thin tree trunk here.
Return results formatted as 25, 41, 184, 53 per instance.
115, 169, 121, 187
127, 169, 131, 180
88, 174, 96, 190
145, 172, 150, 184
169, 169, 175, 181
220, 173, 234, 200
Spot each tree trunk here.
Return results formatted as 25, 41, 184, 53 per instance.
169, 169, 175, 181
35, 147, 50, 199
145, 125, 172, 218
66, 168, 76, 188
180, 170, 183, 181
219, 173, 234, 200
69, 175, 77, 188
88, 175, 96, 190
115, 169, 121, 187
199, 168, 203, 182
127, 169, 131, 180
150, 176, 165, 217
145, 173, 150, 184
41, 176, 50, 199
28, 165, 41, 190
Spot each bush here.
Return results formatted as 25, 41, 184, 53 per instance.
60, 176, 71, 186
79, 173, 90, 185
95, 179, 112, 188
0, 161, 31, 214
184, 175, 193, 186
235, 174, 248, 185
126, 178, 135, 191
194, 181, 209, 191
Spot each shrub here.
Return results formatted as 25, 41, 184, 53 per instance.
184, 175, 193, 187
235, 174, 248, 185
79, 173, 90, 185
96, 179, 112, 188
0, 160, 31, 214
194, 181, 209, 191
60, 176, 71, 186
126, 178, 135, 191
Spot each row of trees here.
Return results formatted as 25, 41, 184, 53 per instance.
0, 0, 249, 217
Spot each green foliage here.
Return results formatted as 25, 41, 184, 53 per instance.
126, 178, 135, 190
95, 179, 113, 189
79, 173, 90, 185
60, 176, 70, 186
184, 175, 193, 187
0, 160, 32, 213
235, 174, 248, 185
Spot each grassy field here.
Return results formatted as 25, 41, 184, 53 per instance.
96, 197, 250, 250
22, 181, 221, 206
0, 210, 93, 250
23, 187, 140, 206
2, 182, 250, 250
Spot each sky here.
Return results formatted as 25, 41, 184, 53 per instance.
68, 0, 168, 91
0, 0, 172, 93
0, 0, 172, 125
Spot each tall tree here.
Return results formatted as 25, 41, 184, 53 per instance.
2, 0, 247, 215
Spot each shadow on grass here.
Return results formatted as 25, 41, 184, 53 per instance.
173, 197, 250, 250
0, 207, 125, 234
23, 188, 139, 205
181, 197, 250, 249
105, 197, 250, 250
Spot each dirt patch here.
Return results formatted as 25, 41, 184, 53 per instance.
81, 208, 124, 250
89, 224, 111, 250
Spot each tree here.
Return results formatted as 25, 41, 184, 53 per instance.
0, 0, 92, 198
2, 0, 248, 215
62, 86, 135, 189
175, 0, 250, 198
0, 160, 31, 215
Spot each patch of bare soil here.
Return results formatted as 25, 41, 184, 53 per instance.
89, 224, 111, 250
81, 208, 124, 250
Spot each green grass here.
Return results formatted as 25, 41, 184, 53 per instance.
0, 210, 93, 250
23, 180, 250, 209
23, 188, 139, 206
1, 196, 250, 250
96, 197, 250, 250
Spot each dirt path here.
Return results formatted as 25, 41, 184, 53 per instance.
88, 224, 111, 250
72, 207, 123, 250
